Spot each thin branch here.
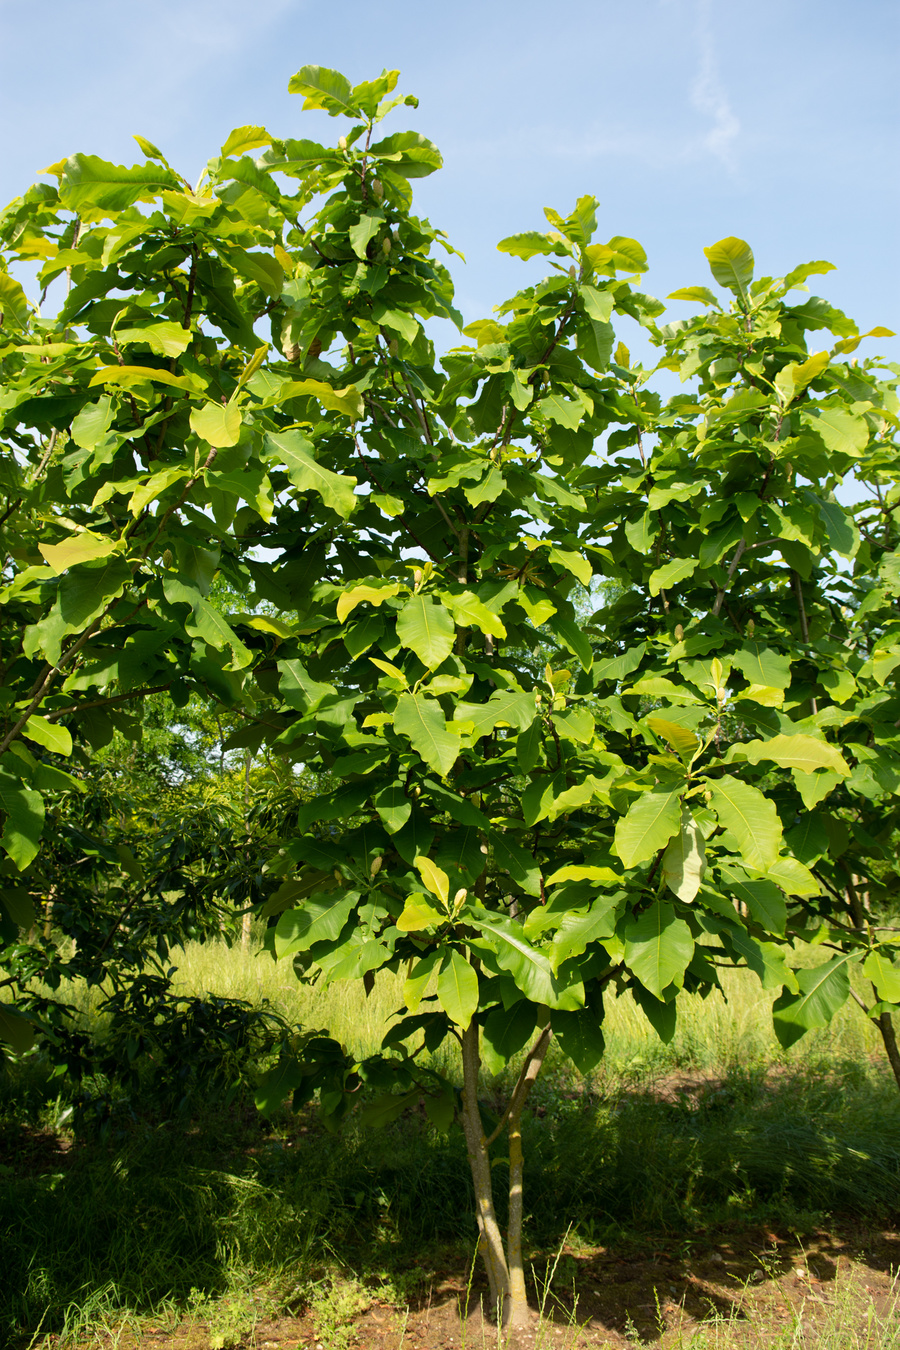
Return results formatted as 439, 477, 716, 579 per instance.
484, 1026, 553, 1147
711, 540, 746, 617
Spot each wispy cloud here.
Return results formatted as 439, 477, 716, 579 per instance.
690, 0, 741, 171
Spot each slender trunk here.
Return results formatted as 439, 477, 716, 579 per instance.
460, 1021, 510, 1318
876, 1009, 900, 1095
459, 1020, 552, 1328
241, 749, 253, 948
43, 885, 56, 940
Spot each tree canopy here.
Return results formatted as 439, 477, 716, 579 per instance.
1, 62, 899, 1326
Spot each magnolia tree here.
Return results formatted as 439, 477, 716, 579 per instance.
1, 63, 899, 1327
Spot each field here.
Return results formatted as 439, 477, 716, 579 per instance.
3, 938, 900, 1350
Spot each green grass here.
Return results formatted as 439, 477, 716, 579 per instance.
2, 938, 899, 1346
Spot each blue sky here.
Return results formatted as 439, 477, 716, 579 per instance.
2, 0, 898, 366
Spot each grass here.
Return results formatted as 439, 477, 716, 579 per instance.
2, 938, 899, 1347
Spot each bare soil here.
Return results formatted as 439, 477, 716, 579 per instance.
21, 1225, 900, 1350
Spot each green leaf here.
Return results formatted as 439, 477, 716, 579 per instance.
39, 533, 117, 573
481, 1002, 536, 1073
0, 1006, 36, 1054
553, 999, 606, 1075
394, 694, 458, 776
288, 65, 356, 116
277, 379, 364, 419
703, 237, 754, 302
21, 716, 72, 757
614, 790, 681, 869
369, 131, 442, 178
58, 153, 179, 213
221, 125, 272, 158
266, 430, 357, 519
274, 891, 358, 958
70, 397, 113, 449
89, 365, 204, 393
624, 901, 694, 999
649, 558, 697, 596
0, 769, 45, 871
191, 401, 242, 447
115, 320, 193, 358
337, 582, 400, 624
0, 272, 31, 329
739, 734, 849, 777
397, 895, 444, 932
497, 231, 570, 260
661, 809, 706, 902
548, 546, 591, 586
552, 617, 593, 672
717, 864, 787, 935
471, 910, 582, 1009
667, 286, 720, 307
709, 777, 782, 871
349, 214, 383, 259
863, 950, 900, 1004
454, 690, 536, 740
548, 900, 619, 972
802, 406, 869, 457
373, 782, 411, 835
645, 717, 699, 761
437, 950, 479, 1028
731, 642, 791, 691
440, 590, 506, 639
396, 595, 455, 668
772, 955, 853, 1048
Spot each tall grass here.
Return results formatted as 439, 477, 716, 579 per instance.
161, 935, 884, 1079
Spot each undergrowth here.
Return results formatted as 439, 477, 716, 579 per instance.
2, 940, 899, 1343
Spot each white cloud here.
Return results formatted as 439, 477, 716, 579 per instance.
690, 0, 741, 171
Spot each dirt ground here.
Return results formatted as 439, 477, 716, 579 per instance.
21, 1225, 900, 1350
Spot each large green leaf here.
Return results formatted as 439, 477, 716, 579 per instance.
481, 1002, 537, 1075
0, 769, 45, 870
772, 955, 853, 1048
190, 401, 242, 447
739, 734, 850, 777
864, 950, 900, 1004
802, 407, 869, 457
709, 777, 782, 871
661, 809, 706, 902
396, 595, 455, 668
0, 1006, 36, 1054
39, 533, 117, 573
266, 430, 357, 519
614, 790, 681, 869
274, 891, 358, 958
717, 864, 786, 934
58, 153, 179, 212
552, 999, 606, 1075
369, 131, 442, 178
471, 910, 583, 1010
623, 901, 694, 999
703, 237, 754, 302
393, 694, 458, 776
437, 950, 479, 1028
288, 65, 356, 116
454, 690, 537, 740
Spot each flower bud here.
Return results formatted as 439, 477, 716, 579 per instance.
382, 237, 392, 256
372, 179, 384, 200
338, 136, 348, 151
370, 855, 383, 878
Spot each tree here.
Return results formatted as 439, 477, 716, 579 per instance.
2, 62, 898, 1328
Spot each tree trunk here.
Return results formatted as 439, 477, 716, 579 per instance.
876, 1008, 900, 1095
459, 1019, 552, 1329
